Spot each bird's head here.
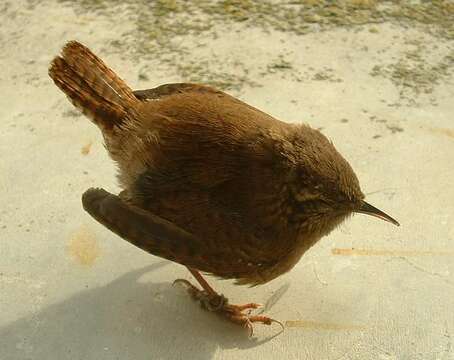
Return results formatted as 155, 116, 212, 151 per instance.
288, 125, 399, 235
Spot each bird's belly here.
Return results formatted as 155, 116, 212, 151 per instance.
245, 232, 321, 285
130, 183, 322, 285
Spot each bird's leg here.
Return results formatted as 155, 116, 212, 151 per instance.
173, 267, 284, 336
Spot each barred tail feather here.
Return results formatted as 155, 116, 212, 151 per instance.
49, 41, 138, 130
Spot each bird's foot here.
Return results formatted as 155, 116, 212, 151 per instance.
173, 279, 284, 336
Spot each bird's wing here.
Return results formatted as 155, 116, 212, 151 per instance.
82, 187, 263, 276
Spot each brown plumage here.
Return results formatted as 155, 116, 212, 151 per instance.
49, 41, 399, 335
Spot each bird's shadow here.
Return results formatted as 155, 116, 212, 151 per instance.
1, 262, 286, 359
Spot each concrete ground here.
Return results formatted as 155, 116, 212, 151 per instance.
1, 1, 453, 359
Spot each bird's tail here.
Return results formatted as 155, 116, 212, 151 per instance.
49, 41, 139, 130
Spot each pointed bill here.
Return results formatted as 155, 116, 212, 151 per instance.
355, 201, 400, 226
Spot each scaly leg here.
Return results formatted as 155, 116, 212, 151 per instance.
174, 267, 284, 336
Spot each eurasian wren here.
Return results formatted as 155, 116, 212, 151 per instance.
49, 41, 399, 335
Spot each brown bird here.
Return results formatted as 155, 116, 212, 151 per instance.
49, 41, 399, 335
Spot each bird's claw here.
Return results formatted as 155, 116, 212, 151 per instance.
173, 278, 284, 337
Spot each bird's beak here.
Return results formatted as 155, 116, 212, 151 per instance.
355, 201, 400, 226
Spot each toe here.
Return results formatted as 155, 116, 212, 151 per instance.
228, 302, 263, 312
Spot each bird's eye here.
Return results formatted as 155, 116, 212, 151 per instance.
297, 199, 331, 213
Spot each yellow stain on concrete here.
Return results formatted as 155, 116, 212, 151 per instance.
67, 225, 100, 266
332, 248, 454, 256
